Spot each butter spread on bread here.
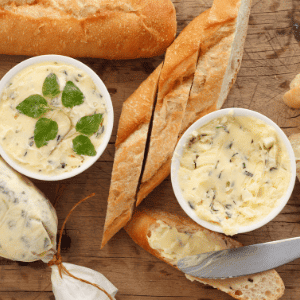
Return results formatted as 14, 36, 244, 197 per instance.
125, 208, 285, 300
0, 0, 176, 59
101, 0, 251, 247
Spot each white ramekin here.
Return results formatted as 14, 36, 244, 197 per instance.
0, 55, 114, 181
171, 108, 296, 235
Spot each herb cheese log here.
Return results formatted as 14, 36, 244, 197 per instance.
101, 0, 251, 246
124, 208, 285, 300
0, 0, 176, 59
0, 156, 57, 262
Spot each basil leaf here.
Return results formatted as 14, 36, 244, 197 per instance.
34, 118, 58, 148
75, 113, 103, 136
42, 73, 60, 98
62, 81, 84, 108
16, 95, 49, 118
73, 135, 97, 156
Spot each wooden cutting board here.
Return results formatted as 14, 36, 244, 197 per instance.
0, 0, 300, 299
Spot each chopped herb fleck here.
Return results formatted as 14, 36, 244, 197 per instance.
225, 212, 232, 218
244, 171, 253, 177
188, 202, 195, 210
215, 160, 219, 169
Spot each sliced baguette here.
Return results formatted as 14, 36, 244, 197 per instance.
101, 0, 251, 246
137, 0, 252, 204
124, 208, 285, 300
0, 0, 176, 59
101, 64, 163, 248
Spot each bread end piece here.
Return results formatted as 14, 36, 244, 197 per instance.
125, 208, 285, 300
101, 64, 163, 248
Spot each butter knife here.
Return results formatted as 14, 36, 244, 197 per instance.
177, 237, 300, 279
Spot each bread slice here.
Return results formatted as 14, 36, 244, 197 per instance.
136, 0, 252, 205
0, 0, 176, 59
101, 0, 251, 246
101, 64, 162, 248
124, 208, 285, 300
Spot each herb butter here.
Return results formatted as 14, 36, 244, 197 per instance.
0, 62, 107, 175
178, 114, 291, 235
148, 220, 224, 263
0, 157, 57, 262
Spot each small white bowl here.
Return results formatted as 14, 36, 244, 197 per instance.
0, 55, 114, 181
171, 108, 296, 235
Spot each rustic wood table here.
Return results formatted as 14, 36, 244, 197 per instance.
0, 0, 300, 299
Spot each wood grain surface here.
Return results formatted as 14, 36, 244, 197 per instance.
0, 0, 300, 299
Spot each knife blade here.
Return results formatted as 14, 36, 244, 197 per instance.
177, 236, 300, 279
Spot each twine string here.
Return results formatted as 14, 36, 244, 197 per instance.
48, 193, 113, 300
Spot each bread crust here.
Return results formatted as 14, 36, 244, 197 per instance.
0, 0, 176, 59
125, 208, 285, 300
103, 0, 251, 245
101, 64, 162, 248
136, 0, 251, 205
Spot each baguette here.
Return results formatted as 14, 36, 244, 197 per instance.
124, 208, 285, 300
101, 64, 162, 248
101, 0, 251, 247
0, 0, 176, 59
137, 0, 252, 204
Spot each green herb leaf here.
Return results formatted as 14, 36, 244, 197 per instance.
16, 95, 49, 118
73, 135, 96, 156
42, 73, 60, 98
34, 118, 58, 148
75, 114, 103, 136
62, 81, 84, 108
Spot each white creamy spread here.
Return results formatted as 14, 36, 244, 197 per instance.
0, 62, 107, 175
0, 157, 57, 262
148, 220, 223, 263
178, 114, 291, 235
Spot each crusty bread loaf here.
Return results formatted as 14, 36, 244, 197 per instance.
0, 0, 176, 59
124, 208, 285, 300
101, 0, 251, 247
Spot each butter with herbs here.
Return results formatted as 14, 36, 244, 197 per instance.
148, 220, 223, 263
0, 61, 107, 176
178, 114, 291, 235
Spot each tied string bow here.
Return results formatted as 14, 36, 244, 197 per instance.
48, 193, 114, 300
